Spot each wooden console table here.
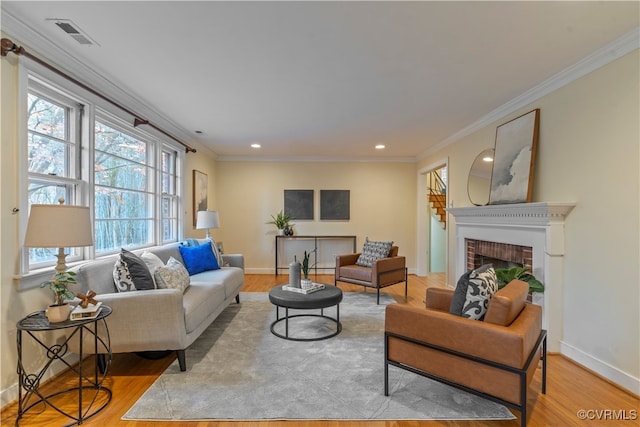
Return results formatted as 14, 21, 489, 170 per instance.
275, 235, 357, 276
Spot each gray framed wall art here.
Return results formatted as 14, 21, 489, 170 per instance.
320, 190, 350, 220
284, 190, 314, 220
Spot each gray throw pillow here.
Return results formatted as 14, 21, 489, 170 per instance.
449, 264, 497, 320
120, 248, 155, 290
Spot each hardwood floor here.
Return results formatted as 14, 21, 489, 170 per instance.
2, 274, 638, 426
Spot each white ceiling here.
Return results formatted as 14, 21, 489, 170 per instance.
2, 1, 638, 161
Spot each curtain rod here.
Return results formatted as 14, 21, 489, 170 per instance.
1, 37, 196, 153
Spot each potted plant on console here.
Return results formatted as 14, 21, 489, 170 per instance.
40, 271, 77, 323
267, 210, 293, 235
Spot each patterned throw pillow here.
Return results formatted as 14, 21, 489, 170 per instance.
112, 249, 156, 292
154, 257, 190, 292
120, 249, 155, 290
355, 238, 394, 267
113, 255, 136, 292
449, 264, 498, 320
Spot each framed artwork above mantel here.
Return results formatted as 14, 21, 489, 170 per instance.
489, 109, 540, 205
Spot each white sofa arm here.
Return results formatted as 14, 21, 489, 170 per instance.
222, 254, 244, 270
69, 288, 186, 354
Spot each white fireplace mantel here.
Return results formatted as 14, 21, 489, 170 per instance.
448, 202, 575, 351
448, 202, 575, 226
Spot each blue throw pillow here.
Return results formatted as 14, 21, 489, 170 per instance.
178, 243, 219, 275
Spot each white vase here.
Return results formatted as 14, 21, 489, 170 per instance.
45, 303, 70, 323
278, 229, 285, 236
301, 278, 313, 290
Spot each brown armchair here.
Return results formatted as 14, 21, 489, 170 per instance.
335, 246, 407, 304
384, 279, 546, 427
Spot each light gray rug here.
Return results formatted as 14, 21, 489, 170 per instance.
123, 291, 515, 421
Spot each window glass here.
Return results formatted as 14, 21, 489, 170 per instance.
94, 120, 152, 252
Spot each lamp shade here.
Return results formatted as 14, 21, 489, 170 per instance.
24, 204, 93, 248
196, 210, 220, 230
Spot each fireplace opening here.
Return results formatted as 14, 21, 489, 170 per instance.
466, 239, 533, 273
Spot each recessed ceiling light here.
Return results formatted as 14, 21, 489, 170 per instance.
375, 144, 385, 149
482, 156, 494, 162
251, 143, 261, 149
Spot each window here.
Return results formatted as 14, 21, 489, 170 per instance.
23, 72, 184, 273
94, 118, 153, 253
26, 83, 83, 268
161, 149, 179, 243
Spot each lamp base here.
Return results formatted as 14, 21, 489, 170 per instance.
55, 247, 68, 274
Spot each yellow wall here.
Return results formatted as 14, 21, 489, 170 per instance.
214, 161, 417, 272
419, 50, 639, 391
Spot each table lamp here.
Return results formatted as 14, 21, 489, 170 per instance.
24, 199, 93, 273
196, 210, 220, 239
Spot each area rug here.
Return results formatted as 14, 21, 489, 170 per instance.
123, 291, 515, 421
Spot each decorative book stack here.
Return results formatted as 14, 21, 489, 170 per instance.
283, 283, 325, 294
70, 301, 103, 321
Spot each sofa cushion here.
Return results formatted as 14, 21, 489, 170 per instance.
355, 238, 393, 267
154, 257, 190, 292
449, 264, 498, 320
183, 282, 226, 334
190, 267, 244, 300
121, 249, 155, 290
178, 243, 219, 275
338, 264, 373, 282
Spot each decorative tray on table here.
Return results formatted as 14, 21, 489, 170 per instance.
282, 283, 325, 294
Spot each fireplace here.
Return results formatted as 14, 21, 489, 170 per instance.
448, 202, 575, 351
466, 239, 533, 272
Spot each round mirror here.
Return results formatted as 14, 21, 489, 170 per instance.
468, 149, 494, 206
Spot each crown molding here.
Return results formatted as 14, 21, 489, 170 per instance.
216, 154, 416, 163
1, 8, 193, 143
417, 27, 640, 160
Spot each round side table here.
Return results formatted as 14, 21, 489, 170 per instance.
15, 305, 112, 426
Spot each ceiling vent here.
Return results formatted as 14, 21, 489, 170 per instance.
47, 19, 100, 46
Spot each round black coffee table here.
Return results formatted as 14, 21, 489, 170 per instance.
268, 284, 343, 341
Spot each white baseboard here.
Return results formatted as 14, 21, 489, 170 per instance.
0, 352, 79, 410
560, 340, 639, 396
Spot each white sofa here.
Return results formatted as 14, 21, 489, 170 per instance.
69, 240, 244, 371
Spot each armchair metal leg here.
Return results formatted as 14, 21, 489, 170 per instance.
405, 268, 408, 298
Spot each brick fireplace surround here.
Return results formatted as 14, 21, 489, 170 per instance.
448, 202, 575, 351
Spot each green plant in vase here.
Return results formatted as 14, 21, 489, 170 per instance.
301, 249, 316, 287
495, 266, 544, 294
267, 210, 293, 234
41, 271, 77, 305
40, 271, 78, 323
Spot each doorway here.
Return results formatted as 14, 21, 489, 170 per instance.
417, 159, 448, 276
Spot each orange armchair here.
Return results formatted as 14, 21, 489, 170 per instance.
384, 279, 546, 427
335, 246, 407, 304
